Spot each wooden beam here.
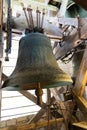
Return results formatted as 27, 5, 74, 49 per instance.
0, 0, 3, 58
72, 45, 87, 119
72, 90, 87, 120
0, 90, 2, 121
50, 88, 62, 101
0, 0, 3, 26
73, 45, 87, 96
0, 118, 64, 130
0, 0, 3, 119
50, 88, 70, 130
29, 107, 46, 123
55, 18, 87, 60
46, 89, 52, 130
2, 73, 8, 82
72, 121, 87, 129
0, 61, 2, 87
20, 91, 55, 123
19, 91, 46, 107
4, 29, 63, 42
29, 97, 55, 123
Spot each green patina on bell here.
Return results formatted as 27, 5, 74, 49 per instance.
2, 33, 72, 90
65, 0, 87, 18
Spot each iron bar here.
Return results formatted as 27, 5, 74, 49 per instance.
36, 7, 39, 28
41, 8, 45, 28
27, 7, 34, 31
5, 0, 12, 61
23, 7, 30, 29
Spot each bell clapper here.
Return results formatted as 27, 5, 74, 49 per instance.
35, 82, 43, 106
5, 52, 9, 61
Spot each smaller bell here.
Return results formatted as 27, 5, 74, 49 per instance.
66, 0, 87, 18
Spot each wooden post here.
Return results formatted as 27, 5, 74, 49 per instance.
0, 61, 2, 87
0, 0, 2, 25
0, 0, 3, 58
46, 89, 52, 130
50, 88, 69, 130
0, 0, 3, 121
0, 0, 3, 88
0, 61, 2, 122
0, 90, 2, 121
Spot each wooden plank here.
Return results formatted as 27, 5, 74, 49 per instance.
0, 118, 64, 130
72, 121, 87, 129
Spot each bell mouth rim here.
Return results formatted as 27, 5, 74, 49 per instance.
67, 1, 75, 9
2, 79, 73, 91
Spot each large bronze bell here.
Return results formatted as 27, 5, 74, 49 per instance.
2, 32, 72, 90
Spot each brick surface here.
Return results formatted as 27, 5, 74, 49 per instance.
7, 119, 17, 126
17, 116, 28, 124
0, 121, 7, 128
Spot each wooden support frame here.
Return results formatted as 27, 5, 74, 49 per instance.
0, 0, 3, 26
0, 61, 2, 87
2, 74, 55, 123
72, 121, 87, 129
72, 45, 87, 120
0, 57, 1, 123
2, 74, 73, 129
0, 90, 2, 121
55, 18, 87, 60
0, 0, 3, 121
50, 88, 71, 130
0, 0, 3, 86
73, 45, 87, 96
0, 0, 3, 58
20, 91, 55, 123
0, 118, 64, 130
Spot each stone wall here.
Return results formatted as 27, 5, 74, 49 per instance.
0, 114, 34, 128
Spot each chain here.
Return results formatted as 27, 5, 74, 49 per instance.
5, 0, 12, 61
